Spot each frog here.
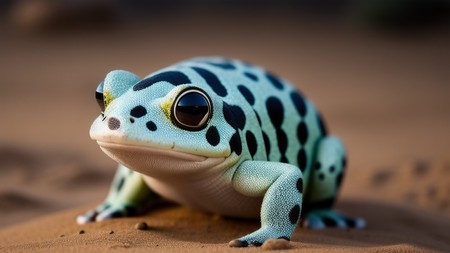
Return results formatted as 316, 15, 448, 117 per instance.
77, 57, 365, 247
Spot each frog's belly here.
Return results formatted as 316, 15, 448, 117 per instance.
143, 175, 262, 218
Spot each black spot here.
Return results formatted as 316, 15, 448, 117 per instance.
238, 85, 255, 105
289, 205, 300, 224
244, 72, 258, 81
192, 67, 227, 97
252, 241, 262, 247
262, 131, 271, 158
133, 71, 190, 91
276, 129, 288, 160
116, 177, 125, 191
254, 110, 262, 126
146, 121, 157, 131
297, 149, 307, 172
266, 97, 284, 127
314, 162, 321, 170
318, 173, 325, 181
336, 172, 344, 188
297, 121, 309, 145
322, 217, 337, 227
124, 205, 138, 216
280, 156, 289, 163
223, 102, 236, 129
202, 61, 236, 70
278, 236, 290, 241
344, 217, 356, 227
110, 211, 124, 218
223, 102, 246, 130
108, 117, 120, 130
130, 105, 147, 118
206, 126, 220, 146
129, 118, 135, 123
245, 131, 257, 158
329, 166, 335, 173
229, 132, 242, 155
290, 92, 307, 117
342, 157, 347, 169
317, 113, 328, 136
296, 178, 304, 193
266, 72, 284, 90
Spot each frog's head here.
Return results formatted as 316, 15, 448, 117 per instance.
90, 69, 239, 177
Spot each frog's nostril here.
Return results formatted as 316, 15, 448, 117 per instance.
108, 117, 121, 130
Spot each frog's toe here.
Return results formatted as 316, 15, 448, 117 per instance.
77, 204, 137, 224
228, 239, 249, 248
303, 214, 326, 230
95, 208, 127, 221
229, 227, 290, 247
95, 204, 139, 222
76, 209, 98, 224
346, 216, 365, 228
304, 210, 365, 229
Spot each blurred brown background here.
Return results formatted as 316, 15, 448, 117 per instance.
1, 0, 449, 227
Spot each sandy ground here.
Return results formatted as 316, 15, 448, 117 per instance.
1, 201, 449, 253
1, 6, 450, 253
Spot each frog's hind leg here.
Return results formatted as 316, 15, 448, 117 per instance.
303, 136, 365, 229
77, 164, 157, 224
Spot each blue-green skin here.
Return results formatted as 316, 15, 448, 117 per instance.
78, 57, 364, 247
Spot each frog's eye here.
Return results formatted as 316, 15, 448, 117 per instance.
172, 88, 212, 131
95, 81, 105, 112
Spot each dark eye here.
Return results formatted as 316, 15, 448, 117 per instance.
95, 81, 105, 112
172, 88, 212, 131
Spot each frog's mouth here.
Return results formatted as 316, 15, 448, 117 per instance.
97, 141, 207, 162
96, 141, 227, 177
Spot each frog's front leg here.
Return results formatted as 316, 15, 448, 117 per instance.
229, 161, 303, 247
77, 164, 157, 224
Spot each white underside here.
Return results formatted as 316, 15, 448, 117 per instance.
98, 141, 262, 218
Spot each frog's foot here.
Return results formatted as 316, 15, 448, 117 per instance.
76, 203, 138, 224
229, 161, 303, 248
229, 227, 291, 247
77, 165, 157, 225
303, 210, 365, 230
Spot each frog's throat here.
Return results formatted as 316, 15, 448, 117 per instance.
97, 141, 207, 162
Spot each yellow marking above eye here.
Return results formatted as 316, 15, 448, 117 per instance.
161, 98, 173, 121
160, 86, 183, 123
104, 91, 115, 109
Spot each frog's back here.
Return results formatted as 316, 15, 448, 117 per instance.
171, 57, 328, 179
